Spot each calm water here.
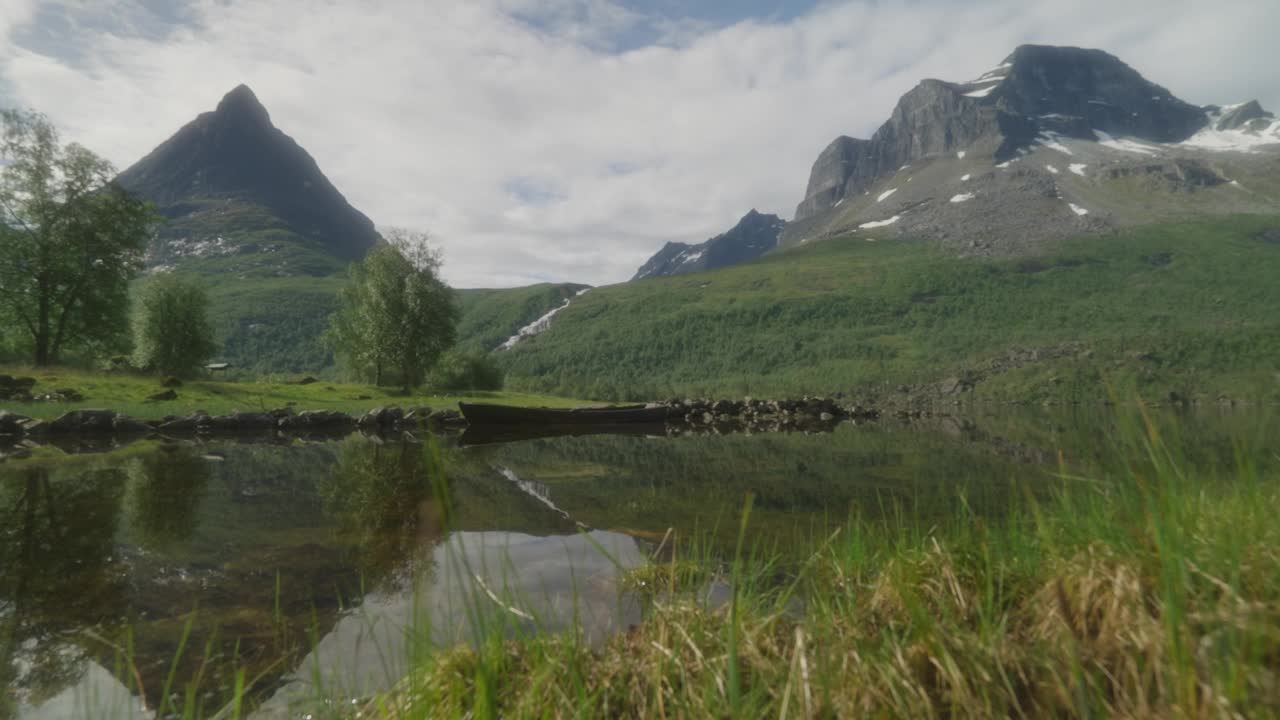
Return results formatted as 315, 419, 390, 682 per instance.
0, 408, 1272, 718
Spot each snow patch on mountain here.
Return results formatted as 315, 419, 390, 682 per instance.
859, 215, 901, 229
877, 188, 897, 202
1036, 132, 1074, 155
1094, 130, 1160, 156
1045, 165, 1060, 174
1068, 203, 1090, 216
1069, 163, 1088, 176
950, 193, 975, 203
1179, 111, 1280, 152
964, 85, 998, 99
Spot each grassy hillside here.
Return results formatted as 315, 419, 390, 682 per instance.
455, 282, 591, 352
497, 216, 1280, 403
134, 274, 584, 379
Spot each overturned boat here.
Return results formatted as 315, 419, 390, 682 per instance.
458, 402, 669, 425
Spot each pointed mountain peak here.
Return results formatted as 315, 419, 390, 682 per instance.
632, 210, 784, 281
214, 84, 272, 126
1214, 100, 1274, 131
734, 208, 783, 230
116, 82, 378, 262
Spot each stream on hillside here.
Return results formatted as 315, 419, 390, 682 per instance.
0, 407, 1273, 719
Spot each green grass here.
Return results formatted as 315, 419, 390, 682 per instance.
357, 408, 1280, 718
0, 365, 585, 420
455, 283, 591, 353
498, 216, 1280, 403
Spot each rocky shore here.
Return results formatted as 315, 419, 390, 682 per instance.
0, 396, 897, 454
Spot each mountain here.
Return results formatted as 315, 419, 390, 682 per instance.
495, 215, 1280, 404
782, 45, 1280, 252
632, 210, 785, 280
117, 85, 379, 276
114, 85, 382, 374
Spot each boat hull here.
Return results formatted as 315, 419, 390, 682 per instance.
459, 402, 669, 425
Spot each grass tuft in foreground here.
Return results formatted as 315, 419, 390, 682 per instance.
362, 409, 1280, 719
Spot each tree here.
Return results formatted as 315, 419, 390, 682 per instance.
429, 348, 505, 391
326, 229, 458, 390
132, 273, 218, 377
0, 110, 156, 366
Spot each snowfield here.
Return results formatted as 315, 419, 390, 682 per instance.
859, 215, 901, 229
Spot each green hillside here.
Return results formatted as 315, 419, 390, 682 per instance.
496, 216, 1280, 404
455, 282, 591, 352
186, 279, 589, 377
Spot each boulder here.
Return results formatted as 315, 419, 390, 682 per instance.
148, 389, 179, 402
48, 409, 117, 434
358, 406, 404, 428
426, 409, 466, 427
401, 407, 433, 424
20, 419, 50, 436
113, 416, 153, 434
0, 411, 31, 435
279, 410, 357, 430
219, 412, 276, 431
158, 416, 201, 433
0, 375, 37, 401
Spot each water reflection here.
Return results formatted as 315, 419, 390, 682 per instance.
1, 465, 129, 720
253, 530, 643, 718
0, 407, 1272, 717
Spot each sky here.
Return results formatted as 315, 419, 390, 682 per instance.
1, 0, 1278, 288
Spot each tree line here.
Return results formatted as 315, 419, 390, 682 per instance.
1, 109, 487, 389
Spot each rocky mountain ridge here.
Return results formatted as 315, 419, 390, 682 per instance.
782, 44, 1280, 251
632, 209, 785, 280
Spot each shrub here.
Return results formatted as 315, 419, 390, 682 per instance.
429, 350, 504, 391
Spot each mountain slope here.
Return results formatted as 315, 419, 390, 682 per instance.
455, 283, 592, 352
782, 45, 1280, 251
114, 86, 383, 374
495, 216, 1280, 404
633, 210, 785, 280
117, 85, 379, 276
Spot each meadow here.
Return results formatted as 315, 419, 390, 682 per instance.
0, 365, 581, 421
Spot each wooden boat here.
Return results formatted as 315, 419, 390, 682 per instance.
458, 402, 669, 425
458, 421, 668, 447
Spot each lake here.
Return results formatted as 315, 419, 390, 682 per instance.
1, 407, 1272, 718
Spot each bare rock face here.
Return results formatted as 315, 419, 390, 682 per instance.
791, 45, 1211, 223
795, 137, 872, 219
1213, 100, 1274, 131
994, 45, 1206, 142
632, 209, 785, 280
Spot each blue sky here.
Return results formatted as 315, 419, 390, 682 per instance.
2, 0, 1279, 287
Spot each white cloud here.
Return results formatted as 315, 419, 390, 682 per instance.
2, 0, 1279, 287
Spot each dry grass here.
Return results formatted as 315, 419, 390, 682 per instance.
357, 421, 1280, 720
